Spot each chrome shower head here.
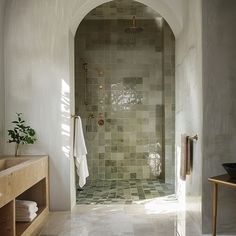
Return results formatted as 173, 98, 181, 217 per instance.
124, 16, 143, 34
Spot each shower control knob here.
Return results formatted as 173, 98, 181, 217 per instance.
98, 119, 104, 126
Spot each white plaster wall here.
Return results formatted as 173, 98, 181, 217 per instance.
4, 0, 184, 211
0, 0, 5, 155
175, 0, 202, 233
4, 0, 73, 210
202, 0, 236, 234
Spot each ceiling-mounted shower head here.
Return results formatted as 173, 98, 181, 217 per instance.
124, 16, 143, 34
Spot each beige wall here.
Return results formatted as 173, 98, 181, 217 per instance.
0, 0, 5, 155
202, 0, 236, 234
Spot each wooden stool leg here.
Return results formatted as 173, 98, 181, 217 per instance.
212, 183, 218, 236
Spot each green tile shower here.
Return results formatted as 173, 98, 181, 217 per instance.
75, 0, 175, 204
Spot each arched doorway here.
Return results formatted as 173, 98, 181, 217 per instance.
72, 0, 175, 204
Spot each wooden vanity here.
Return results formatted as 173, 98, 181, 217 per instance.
0, 155, 49, 236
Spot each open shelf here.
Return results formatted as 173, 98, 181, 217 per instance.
16, 178, 47, 208
15, 178, 48, 236
16, 206, 47, 236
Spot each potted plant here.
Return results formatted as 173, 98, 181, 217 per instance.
8, 113, 37, 156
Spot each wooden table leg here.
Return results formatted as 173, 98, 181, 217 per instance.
212, 183, 218, 236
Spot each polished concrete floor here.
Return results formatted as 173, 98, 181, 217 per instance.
76, 179, 174, 204
39, 196, 201, 236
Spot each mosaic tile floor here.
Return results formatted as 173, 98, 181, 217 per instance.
76, 179, 174, 204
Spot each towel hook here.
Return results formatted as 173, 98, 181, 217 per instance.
71, 114, 79, 119
190, 134, 198, 141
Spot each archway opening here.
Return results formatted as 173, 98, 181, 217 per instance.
73, 0, 175, 205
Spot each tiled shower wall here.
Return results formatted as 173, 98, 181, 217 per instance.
75, 19, 175, 181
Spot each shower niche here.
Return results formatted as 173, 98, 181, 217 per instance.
74, 0, 175, 185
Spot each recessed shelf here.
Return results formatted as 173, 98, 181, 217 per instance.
15, 178, 48, 236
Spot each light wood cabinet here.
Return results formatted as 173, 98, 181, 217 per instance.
0, 156, 49, 236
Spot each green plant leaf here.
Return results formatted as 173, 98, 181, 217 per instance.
7, 113, 36, 146
28, 128, 35, 136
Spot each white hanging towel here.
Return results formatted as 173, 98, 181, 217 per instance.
74, 116, 89, 188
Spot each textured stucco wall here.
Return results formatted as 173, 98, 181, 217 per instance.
0, 0, 5, 155
4, 0, 183, 211
175, 0, 202, 234
4, 0, 74, 211
202, 0, 236, 234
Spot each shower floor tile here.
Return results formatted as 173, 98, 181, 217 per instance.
76, 179, 174, 204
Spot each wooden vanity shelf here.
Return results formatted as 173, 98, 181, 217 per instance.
0, 156, 49, 236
